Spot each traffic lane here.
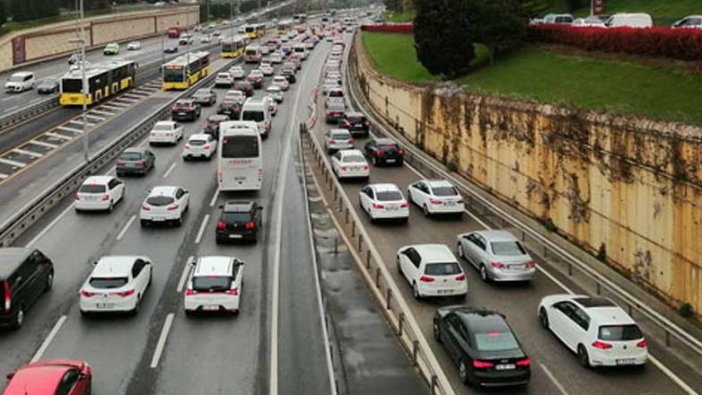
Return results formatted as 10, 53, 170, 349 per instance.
309, 117, 687, 395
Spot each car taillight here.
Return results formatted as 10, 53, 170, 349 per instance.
245, 221, 256, 230
227, 288, 239, 296
4, 282, 11, 312
473, 360, 494, 369
397, 148, 405, 155
328, 140, 335, 145
80, 290, 97, 298
74, 194, 81, 201
185, 144, 191, 149
167, 204, 180, 211
185, 289, 196, 296
592, 340, 612, 350
216, 220, 226, 230
102, 194, 109, 201
516, 358, 531, 367
142, 205, 151, 211
116, 159, 124, 165
400, 202, 409, 208
636, 339, 648, 348
114, 289, 135, 297
364, 121, 370, 126
171, 105, 178, 112
372, 203, 384, 209
455, 274, 466, 281
363, 164, 369, 170
342, 120, 350, 127
258, 168, 263, 180
491, 261, 505, 268
375, 149, 383, 156
203, 145, 211, 150
326, 111, 332, 116
429, 198, 442, 205
419, 275, 435, 282
347, 139, 354, 144
138, 160, 146, 166
526, 261, 536, 268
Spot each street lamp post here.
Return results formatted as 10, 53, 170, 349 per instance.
69, 0, 88, 163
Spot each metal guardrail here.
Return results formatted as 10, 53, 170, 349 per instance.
0, 54, 240, 248
345, 34, 702, 363
299, 122, 456, 395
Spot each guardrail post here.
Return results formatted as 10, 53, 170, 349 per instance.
568, 262, 573, 276
344, 207, 349, 224
411, 340, 419, 367
375, 267, 381, 288
596, 282, 601, 295
351, 221, 356, 238
358, 234, 363, 251
665, 331, 671, 347
366, 250, 371, 268
398, 312, 405, 336
334, 237, 338, 255
385, 288, 392, 309
431, 375, 438, 395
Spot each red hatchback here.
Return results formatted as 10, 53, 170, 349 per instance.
4, 360, 91, 395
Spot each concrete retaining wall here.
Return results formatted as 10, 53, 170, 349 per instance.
353, 34, 702, 318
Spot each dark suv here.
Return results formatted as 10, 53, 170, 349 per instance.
171, 99, 201, 122
204, 114, 230, 139
217, 101, 242, 120
364, 138, 405, 166
0, 248, 54, 329
340, 112, 371, 137
215, 201, 263, 244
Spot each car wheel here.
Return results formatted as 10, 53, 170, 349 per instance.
412, 282, 421, 300
480, 264, 489, 282
457, 243, 465, 259
45, 271, 54, 292
107, 201, 114, 213
371, 156, 377, 166
539, 307, 549, 329
132, 297, 140, 316
422, 204, 430, 217
396, 256, 402, 273
116, 171, 123, 177
12, 306, 24, 329
578, 345, 591, 368
140, 219, 149, 227
433, 321, 441, 343
175, 215, 183, 227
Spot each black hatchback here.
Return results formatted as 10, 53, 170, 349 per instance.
340, 111, 370, 137
215, 201, 263, 244
364, 138, 404, 166
433, 306, 531, 387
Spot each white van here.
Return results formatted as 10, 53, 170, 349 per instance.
605, 13, 653, 28
293, 43, 308, 60
5, 71, 35, 93
240, 98, 272, 138
218, 121, 263, 192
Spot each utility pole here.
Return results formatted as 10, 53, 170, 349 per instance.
69, 0, 89, 163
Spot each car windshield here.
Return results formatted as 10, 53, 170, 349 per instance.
79, 184, 106, 193
433, 186, 458, 197
89, 277, 128, 289
222, 212, 252, 223
242, 111, 265, 122
598, 325, 643, 341
329, 103, 345, 111
473, 331, 520, 352
192, 276, 231, 292
376, 190, 402, 201
146, 196, 175, 206
8, 75, 25, 82
343, 155, 365, 163
121, 152, 143, 161
195, 90, 210, 96
425, 262, 461, 275
491, 241, 526, 256
218, 73, 231, 78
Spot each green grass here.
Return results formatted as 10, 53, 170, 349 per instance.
382, 9, 415, 23
361, 31, 702, 125
547, 0, 698, 25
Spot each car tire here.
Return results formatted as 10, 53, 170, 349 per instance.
412, 282, 421, 300
422, 204, 430, 217
131, 297, 140, 316
480, 264, 489, 282
175, 215, 183, 227
107, 201, 114, 213
11, 306, 24, 330
140, 219, 149, 227
578, 345, 591, 368
45, 271, 54, 292
371, 156, 377, 166
457, 243, 465, 259
433, 321, 442, 343
80, 309, 90, 318
539, 307, 549, 329
116, 171, 123, 177
459, 360, 469, 384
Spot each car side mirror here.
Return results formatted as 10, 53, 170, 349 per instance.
91, 260, 98, 266
189, 257, 197, 266
6, 372, 15, 380
258, 207, 263, 211
79, 372, 88, 380
183, 189, 190, 194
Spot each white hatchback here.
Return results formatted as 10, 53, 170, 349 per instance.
140, 186, 190, 227
272, 75, 289, 91
324, 128, 354, 154
408, 179, 465, 216
359, 183, 409, 223
396, 244, 468, 299
331, 149, 369, 180
79, 256, 152, 315
259, 63, 274, 76
185, 256, 245, 316
215, 72, 234, 87
183, 133, 217, 160
75, 176, 125, 213
149, 121, 183, 145
127, 41, 142, 50
229, 66, 246, 79
224, 90, 246, 105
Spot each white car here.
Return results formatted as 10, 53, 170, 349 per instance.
259, 62, 274, 76
184, 256, 245, 316
229, 66, 246, 79
200, 35, 212, 44
270, 52, 283, 63
183, 133, 217, 160
224, 90, 246, 105
407, 179, 465, 216
215, 72, 234, 87
359, 183, 409, 223
5, 71, 35, 93
322, 81, 341, 96
260, 46, 271, 55
149, 121, 183, 145
266, 86, 284, 102
538, 295, 648, 368
140, 186, 190, 227
324, 128, 354, 154
271, 75, 289, 91
396, 244, 468, 300
74, 175, 125, 212
79, 256, 152, 315
126, 41, 142, 50
331, 149, 369, 180
263, 95, 278, 116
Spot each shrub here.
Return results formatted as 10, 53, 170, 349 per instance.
361, 23, 413, 34
528, 24, 702, 61
679, 303, 694, 318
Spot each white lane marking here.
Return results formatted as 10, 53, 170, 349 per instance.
150, 313, 175, 369
0, 173, 7, 179
29, 98, 42, 104
13, 148, 43, 158
26, 203, 75, 247
5, 105, 19, 113
85, 114, 105, 122
0, 157, 27, 168
209, 187, 219, 207
116, 215, 136, 241
163, 162, 176, 178
0, 97, 12, 102
44, 132, 71, 141
176, 256, 193, 293
90, 109, 114, 116
194, 214, 209, 245
29, 140, 59, 148
649, 355, 699, 395
536, 265, 575, 295
30, 315, 67, 363
539, 363, 570, 395
56, 125, 83, 134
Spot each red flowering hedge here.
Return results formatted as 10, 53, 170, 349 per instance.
528, 24, 702, 61
361, 23, 413, 34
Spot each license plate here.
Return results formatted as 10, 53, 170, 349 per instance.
510, 264, 525, 270
178, 112, 186, 115
126, 163, 136, 168
229, 234, 243, 239
386, 159, 396, 163
444, 201, 456, 206
152, 217, 165, 222
495, 364, 515, 370
437, 289, 453, 294
387, 206, 398, 211
616, 358, 636, 365
202, 305, 219, 311
96, 303, 114, 309
352, 166, 362, 171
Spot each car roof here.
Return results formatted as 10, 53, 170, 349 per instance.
83, 175, 113, 185
92, 256, 145, 277
223, 200, 255, 212
0, 248, 32, 279
330, 128, 351, 135
570, 296, 635, 325
194, 256, 235, 276
474, 230, 519, 243
149, 186, 179, 196
189, 133, 211, 140
12, 71, 33, 77
457, 308, 511, 334
338, 149, 364, 157
411, 244, 456, 262
123, 147, 146, 154
374, 138, 397, 145
344, 111, 364, 117
424, 179, 454, 188
370, 183, 400, 192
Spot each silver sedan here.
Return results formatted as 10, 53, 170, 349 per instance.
456, 230, 536, 282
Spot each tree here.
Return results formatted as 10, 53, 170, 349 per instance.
382, 0, 402, 12
466, 0, 526, 64
0, 1, 5, 26
413, 0, 476, 78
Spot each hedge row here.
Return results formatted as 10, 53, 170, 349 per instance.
360, 23, 413, 34
528, 24, 702, 61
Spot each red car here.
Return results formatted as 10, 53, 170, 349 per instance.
4, 360, 91, 395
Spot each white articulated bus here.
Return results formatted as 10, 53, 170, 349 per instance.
218, 121, 263, 192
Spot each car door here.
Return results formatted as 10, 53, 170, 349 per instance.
363, 140, 375, 158
549, 301, 577, 350
463, 234, 482, 268
444, 314, 465, 362
131, 259, 149, 296
22, 253, 42, 304
331, 151, 341, 173
108, 178, 124, 202
407, 249, 422, 283
176, 188, 189, 214
55, 369, 81, 395
569, 306, 591, 351
472, 234, 490, 267
398, 248, 415, 283
359, 186, 372, 212
414, 182, 429, 207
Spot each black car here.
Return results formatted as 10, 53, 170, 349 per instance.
216, 101, 242, 120
191, 88, 217, 106
364, 138, 404, 166
340, 111, 370, 136
203, 114, 230, 139
36, 78, 59, 94
116, 147, 155, 176
171, 99, 201, 121
67, 53, 83, 65
325, 103, 346, 124
281, 68, 296, 84
434, 306, 531, 387
235, 81, 254, 97
215, 201, 263, 244
164, 46, 178, 54
0, 248, 54, 329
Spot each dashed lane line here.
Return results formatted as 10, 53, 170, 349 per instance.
163, 162, 176, 178
30, 315, 67, 363
176, 256, 193, 293
116, 214, 136, 241
56, 125, 83, 134
150, 313, 175, 369
30, 140, 59, 148
13, 148, 43, 158
194, 214, 209, 245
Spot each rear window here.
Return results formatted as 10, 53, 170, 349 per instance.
192, 276, 231, 292
189, 139, 207, 146
329, 90, 344, 97
343, 155, 364, 163
376, 191, 403, 201
242, 110, 265, 122
331, 131, 350, 139
223, 212, 252, 223
491, 241, 526, 256
146, 196, 175, 206
221, 135, 260, 158
79, 184, 106, 193
121, 152, 142, 161
425, 262, 461, 275
245, 49, 259, 56
153, 124, 173, 131
347, 115, 364, 123
432, 186, 458, 197
89, 277, 128, 289
598, 325, 643, 341
473, 331, 520, 352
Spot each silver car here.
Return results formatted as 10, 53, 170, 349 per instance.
456, 230, 536, 282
